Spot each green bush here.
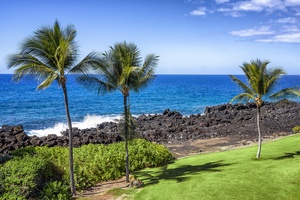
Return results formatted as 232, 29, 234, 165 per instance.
34, 146, 70, 185
0, 155, 11, 164
9, 146, 36, 157
129, 139, 174, 170
0, 155, 54, 199
292, 125, 300, 133
39, 181, 72, 200
0, 139, 173, 198
73, 139, 173, 190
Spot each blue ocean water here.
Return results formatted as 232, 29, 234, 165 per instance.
1, 74, 300, 136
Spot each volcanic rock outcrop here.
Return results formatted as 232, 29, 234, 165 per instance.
1, 100, 299, 154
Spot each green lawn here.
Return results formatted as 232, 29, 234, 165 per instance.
132, 134, 300, 200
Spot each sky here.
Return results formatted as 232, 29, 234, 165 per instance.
1, 0, 300, 74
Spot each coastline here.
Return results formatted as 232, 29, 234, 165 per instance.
3, 74, 300, 134
1, 100, 299, 155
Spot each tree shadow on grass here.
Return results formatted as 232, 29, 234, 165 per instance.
273, 151, 300, 160
134, 160, 232, 187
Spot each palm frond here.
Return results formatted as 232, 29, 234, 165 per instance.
119, 65, 133, 87
132, 54, 158, 92
140, 54, 159, 77
264, 68, 286, 94
70, 51, 101, 74
8, 54, 54, 82
119, 105, 137, 140
76, 75, 116, 95
102, 47, 124, 85
229, 75, 254, 95
37, 73, 58, 90
135, 68, 156, 92
230, 93, 254, 104
270, 87, 300, 100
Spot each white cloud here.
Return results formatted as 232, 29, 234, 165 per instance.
257, 33, 300, 43
281, 25, 300, 32
276, 17, 297, 24
233, 0, 283, 12
189, 0, 300, 17
185, 0, 205, 4
229, 11, 243, 17
285, 0, 300, 6
274, 33, 300, 42
217, 7, 231, 12
230, 26, 274, 37
190, 7, 208, 16
215, 0, 230, 4
187, 0, 300, 43
233, 1, 263, 11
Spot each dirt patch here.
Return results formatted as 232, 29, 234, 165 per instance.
163, 137, 235, 158
75, 176, 130, 200
164, 132, 293, 158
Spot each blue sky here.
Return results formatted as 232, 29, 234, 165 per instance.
1, 0, 300, 74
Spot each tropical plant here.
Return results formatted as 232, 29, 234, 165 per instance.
7, 20, 100, 195
0, 139, 173, 199
0, 155, 55, 199
229, 59, 285, 159
77, 41, 159, 182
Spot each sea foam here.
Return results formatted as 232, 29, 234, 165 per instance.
28, 114, 120, 137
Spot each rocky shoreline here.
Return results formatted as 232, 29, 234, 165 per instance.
1, 99, 299, 155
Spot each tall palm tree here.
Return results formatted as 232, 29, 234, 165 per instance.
7, 20, 100, 195
77, 41, 159, 182
229, 59, 285, 159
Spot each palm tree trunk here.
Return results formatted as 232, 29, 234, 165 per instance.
124, 95, 130, 183
256, 106, 262, 159
62, 83, 76, 195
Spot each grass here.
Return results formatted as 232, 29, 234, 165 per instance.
131, 134, 300, 200
106, 188, 135, 197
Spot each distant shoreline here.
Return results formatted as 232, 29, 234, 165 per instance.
1, 100, 299, 155
2, 74, 300, 137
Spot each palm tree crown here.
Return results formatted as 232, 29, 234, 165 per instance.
8, 20, 99, 88
78, 41, 158, 96
230, 59, 285, 107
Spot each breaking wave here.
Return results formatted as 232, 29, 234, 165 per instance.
28, 114, 121, 137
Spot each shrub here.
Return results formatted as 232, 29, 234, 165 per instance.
0, 155, 54, 199
39, 181, 72, 200
70, 139, 173, 190
0, 155, 11, 165
9, 146, 36, 157
129, 139, 174, 170
34, 146, 70, 185
292, 126, 300, 133
73, 139, 173, 189
0, 139, 173, 198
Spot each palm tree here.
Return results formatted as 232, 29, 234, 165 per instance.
77, 41, 159, 182
229, 59, 285, 159
7, 20, 100, 195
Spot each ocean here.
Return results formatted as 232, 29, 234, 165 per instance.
1, 74, 300, 137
